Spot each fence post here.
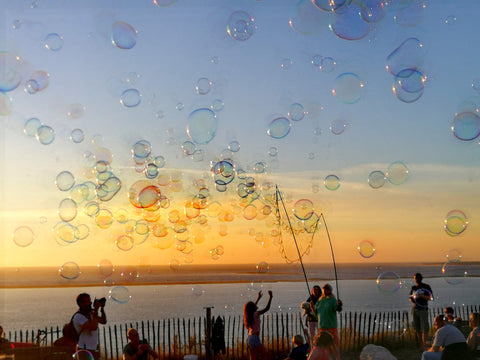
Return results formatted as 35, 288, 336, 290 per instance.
204, 306, 213, 360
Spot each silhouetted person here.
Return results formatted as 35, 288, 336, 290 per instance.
73, 293, 107, 360
123, 328, 158, 360
211, 316, 226, 357
421, 314, 468, 360
409, 273, 433, 350
0, 326, 13, 355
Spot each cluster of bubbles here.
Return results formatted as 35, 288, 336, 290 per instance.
368, 161, 409, 189
23, 117, 55, 145
6, 1, 478, 304
386, 38, 426, 103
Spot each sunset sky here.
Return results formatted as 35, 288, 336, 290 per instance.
1, 0, 480, 273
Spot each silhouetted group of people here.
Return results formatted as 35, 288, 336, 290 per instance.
243, 284, 342, 360
408, 273, 480, 360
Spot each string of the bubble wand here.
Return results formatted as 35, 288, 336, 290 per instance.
275, 185, 311, 296
320, 212, 339, 299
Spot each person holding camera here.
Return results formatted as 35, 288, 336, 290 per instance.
123, 328, 158, 360
73, 293, 107, 360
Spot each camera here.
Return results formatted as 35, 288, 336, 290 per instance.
94, 297, 106, 307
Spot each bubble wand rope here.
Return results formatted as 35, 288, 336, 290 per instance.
275, 185, 311, 296
320, 212, 339, 299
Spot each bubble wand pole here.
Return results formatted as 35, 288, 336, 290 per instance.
275, 185, 311, 296
320, 213, 339, 299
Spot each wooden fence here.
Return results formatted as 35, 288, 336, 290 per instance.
5, 304, 479, 360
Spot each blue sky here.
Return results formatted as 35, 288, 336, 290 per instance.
1, 0, 480, 271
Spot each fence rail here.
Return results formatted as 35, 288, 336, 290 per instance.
5, 304, 479, 360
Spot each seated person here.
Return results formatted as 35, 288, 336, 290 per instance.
0, 326, 13, 354
123, 328, 158, 360
467, 312, 480, 360
444, 307, 455, 322
421, 315, 468, 360
52, 324, 77, 356
285, 334, 309, 360
308, 332, 338, 360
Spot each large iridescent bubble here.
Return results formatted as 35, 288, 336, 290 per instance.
329, 2, 370, 41
187, 108, 217, 145
451, 112, 480, 141
111, 21, 137, 49
267, 117, 291, 139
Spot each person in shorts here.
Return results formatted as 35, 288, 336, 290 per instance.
243, 290, 273, 360
409, 273, 433, 350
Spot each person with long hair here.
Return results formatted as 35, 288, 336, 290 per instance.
306, 285, 322, 344
312, 284, 342, 349
243, 290, 273, 360
307, 332, 338, 360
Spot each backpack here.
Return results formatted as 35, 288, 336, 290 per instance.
62, 311, 81, 343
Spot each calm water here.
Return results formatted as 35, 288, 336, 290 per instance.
1, 263, 479, 332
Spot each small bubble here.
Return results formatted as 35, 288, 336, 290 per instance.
281, 58, 293, 70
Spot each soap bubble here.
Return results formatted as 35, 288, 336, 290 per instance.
287, 103, 305, 122
58, 198, 78, 222
293, 199, 314, 220
25, 70, 49, 94
444, 210, 468, 236
97, 259, 114, 277
227, 11, 256, 41
36, 125, 55, 145
358, 240, 375, 258
330, 118, 348, 135
67, 103, 86, 118
376, 271, 401, 293
95, 209, 114, 229
386, 37, 425, 77
320, 57, 336, 73
0, 52, 23, 92
70, 129, 85, 143
186, 108, 217, 144
228, 140, 240, 152
73, 350, 94, 360
451, 112, 480, 141
442, 260, 467, 285
267, 117, 291, 139
360, 0, 387, 23
44, 33, 63, 51
392, 68, 425, 103
368, 170, 386, 189
256, 261, 269, 273
59, 261, 81, 280
332, 72, 364, 104
55, 171, 75, 191
446, 249, 462, 261
109, 285, 131, 303
329, 2, 370, 41
211, 99, 224, 112
111, 21, 137, 49
121, 89, 141, 107
192, 285, 204, 297
280, 58, 293, 70
195, 77, 212, 95
386, 161, 409, 185
116, 235, 134, 251
12, 226, 35, 247
324, 174, 340, 190
412, 288, 433, 302
24, 118, 41, 137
